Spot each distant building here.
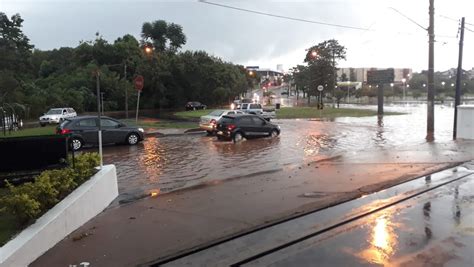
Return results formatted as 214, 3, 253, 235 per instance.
246, 66, 284, 86
276, 64, 284, 73
337, 68, 413, 83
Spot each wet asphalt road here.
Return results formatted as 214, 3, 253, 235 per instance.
159, 165, 474, 267
99, 104, 470, 203
246, 171, 474, 267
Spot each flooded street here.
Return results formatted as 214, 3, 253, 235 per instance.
101, 104, 466, 203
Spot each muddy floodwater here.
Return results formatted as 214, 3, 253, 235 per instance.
99, 104, 464, 203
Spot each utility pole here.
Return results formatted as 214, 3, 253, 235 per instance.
124, 61, 129, 119
453, 17, 465, 139
426, 0, 435, 140
332, 49, 336, 108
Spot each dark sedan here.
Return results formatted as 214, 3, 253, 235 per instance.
56, 116, 145, 150
215, 114, 280, 143
185, 101, 207, 111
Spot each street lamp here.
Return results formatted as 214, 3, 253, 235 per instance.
144, 45, 153, 54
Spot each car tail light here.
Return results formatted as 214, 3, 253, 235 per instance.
58, 128, 71, 135
227, 124, 236, 131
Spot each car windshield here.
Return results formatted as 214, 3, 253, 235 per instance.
209, 110, 224, 116
46, 109, 62, 115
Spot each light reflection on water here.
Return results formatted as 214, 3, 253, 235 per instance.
102, 104, 460, 202
356, 214, 399, 266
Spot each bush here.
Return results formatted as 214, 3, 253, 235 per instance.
0, 153, 100, 225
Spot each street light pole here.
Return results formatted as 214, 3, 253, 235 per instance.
453, 17, 465, 139
427, 0, 435, 140
124, 61, 128, 119
96, 71, 103, 169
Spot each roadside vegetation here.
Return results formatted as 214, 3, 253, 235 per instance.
173, 110, 216, 119
0, 13, 258, 120
276, 107, 402, 119
0, 126, 56, 138
0, 153, 100, 246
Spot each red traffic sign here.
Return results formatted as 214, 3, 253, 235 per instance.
134, 75, 144, 91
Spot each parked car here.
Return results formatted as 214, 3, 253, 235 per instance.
234, 103, 276, 121
39, 107, 77, 126
215, 114, 280, 143
199, 109, 244, 134
185, 102, 207, 111
56, 116, 145, 151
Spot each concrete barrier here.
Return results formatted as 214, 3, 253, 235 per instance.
457, 105, 474, 139
0, 165, 118, 267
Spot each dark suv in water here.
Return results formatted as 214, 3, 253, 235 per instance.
56, 116, 145, 150
215, 114, 280, 143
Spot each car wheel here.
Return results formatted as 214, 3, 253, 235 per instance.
206, 130, 214, 136
127, 133, 140, 145
233, 132, 244, 143
40, 123, 46, 127
270, 129, 279, 138
217, 135, 225, 141
71, 137, 83, 151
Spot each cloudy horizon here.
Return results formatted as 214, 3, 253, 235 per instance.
3, 0, 473, 72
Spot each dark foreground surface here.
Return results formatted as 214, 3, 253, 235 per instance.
160, 164, 474, 267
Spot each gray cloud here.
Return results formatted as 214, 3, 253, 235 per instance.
3, 0, 474, 71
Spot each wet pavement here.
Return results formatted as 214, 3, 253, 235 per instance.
97, 104, 473, 203
159, 166, 474, 267
245, 172, 474, 267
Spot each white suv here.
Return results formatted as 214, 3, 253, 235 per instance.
39, 108, 77, 127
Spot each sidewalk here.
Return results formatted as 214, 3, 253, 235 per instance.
32, 143, 474, 266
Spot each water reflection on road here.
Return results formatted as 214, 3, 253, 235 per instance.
101, 104, 462, 202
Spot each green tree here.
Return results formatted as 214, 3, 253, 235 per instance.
304, 39, 346, 104
141, 20, 186, 52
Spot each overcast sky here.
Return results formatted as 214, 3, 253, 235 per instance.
3, 0, 473, 72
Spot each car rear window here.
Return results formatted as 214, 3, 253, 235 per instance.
219, 116, 235, 123
209, 110, 224, 116
249, 104, 261, 109
59, 119, 72, 128
77, 118, 97, 127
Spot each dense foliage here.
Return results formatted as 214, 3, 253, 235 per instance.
0, 13, 251, 119
0, 153, 100, 225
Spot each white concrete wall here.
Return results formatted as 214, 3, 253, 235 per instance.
457, 105, 474, 139
0, 165, 118, 267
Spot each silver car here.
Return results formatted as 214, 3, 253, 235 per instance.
39, 107, 77, 126
199, 109, 244, 134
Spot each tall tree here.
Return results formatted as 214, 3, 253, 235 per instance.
304, 39, 346, 101
141, 20, 186, 53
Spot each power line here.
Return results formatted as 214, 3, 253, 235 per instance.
198, 0, 370, 31
389, 7, 427, 31
438, 14, 459, 23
